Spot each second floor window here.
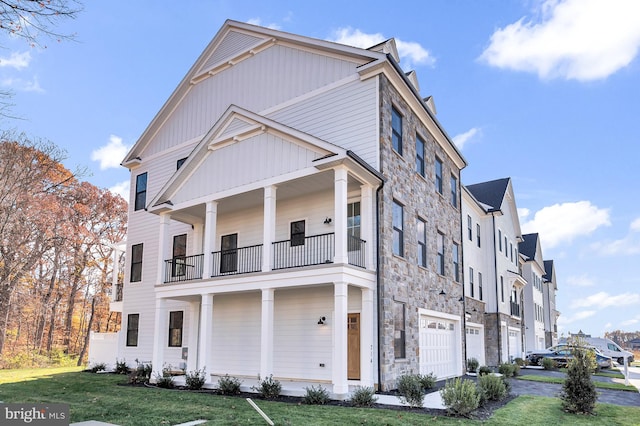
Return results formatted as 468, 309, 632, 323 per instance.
391, 107, 402, 155
417, 217, 426, 267
469, 267, 475, 298
291, 220, 305, 246
130, 243, 143, 282
134, 172, 147, 211
416, 135, 425, 176
453, 242, 460, 282
479, 272, 483, 300
476, 224, 481, 247
467, 215, 472, 240
347, 202, 361, 250
450, 174, 458, 208
435, 157, 443, 194
437, 232, 445, 275
392, 201, 404, 257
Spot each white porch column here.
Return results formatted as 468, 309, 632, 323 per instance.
360, 288, 374, 387
262, 186, 277, 272
334, 167, 348, 265
202, 201, 218, 279
360, 184, 374, 270
198, 293, 214, 383
333, 282, 349, 395
151, 297, 167, 381
157, 214, 171, 284
260, 288, 274, 379
186, 301, 200, 372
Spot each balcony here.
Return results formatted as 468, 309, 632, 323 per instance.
112, 282, 123, 302
162, 233, 367, 284
510, 301, 521, 317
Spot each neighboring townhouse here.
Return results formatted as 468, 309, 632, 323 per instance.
519, 233, 548, 351
543, 260, 559, 347
463, 178, 527, 365
115, 20, 466, 397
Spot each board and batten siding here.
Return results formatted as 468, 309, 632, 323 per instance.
143, 44, 360, 158
171, 132, 327, 206
199, 30, 264, 72
268, 78, 379, 168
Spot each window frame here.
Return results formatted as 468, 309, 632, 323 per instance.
417, 217, 427, 267
126, 313, 139, 347
415, 134, 425, 176
168, 311, 183, 347
478, 272, 483, 301
394, 301, 406, 359
391, 106, 403, 155
467, 215, 472, 240
130, 243, 143, 283
134, 172, 147, 211
290, 220, 306, 247
450, 174, 458, 208
469, 266, 474, 298
437, 232, 445, 275
392, 200, 404, 257
435, 157, 443, 194
476, 224, 481, 247
452, 242, 460, 282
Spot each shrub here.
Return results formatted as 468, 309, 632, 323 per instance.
115, 358, 129, 374
440, 378, 480, 417
48, 349, 78, 367
217, 374, 242, 395
128, 360, 152, 384
154, 365, 175, 389
512, 362, 521, 376
349, 386, 378, 407
185, 367, 207, 390
397, 374, 425, 408
561, 349, 597, 414
303, 385, 330, 405
542, 357, 557, 370
478, 366, 492, 376
514, 357, 525, 367
498, 363, 516, 378
418, 372, 437, 390
467, 358, 479, 373
252, 375, 281, 399
90, 362, 107, 373
477, 374, 508, 404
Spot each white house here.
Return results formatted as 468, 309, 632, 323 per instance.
519, 233, 548, 351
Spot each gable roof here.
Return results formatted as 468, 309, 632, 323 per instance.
466, 178, 510, 211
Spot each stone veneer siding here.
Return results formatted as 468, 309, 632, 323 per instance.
377, 75, 464, 391
484, 312, 524, 366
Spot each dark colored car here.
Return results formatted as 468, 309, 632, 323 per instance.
526, 344, 612, 368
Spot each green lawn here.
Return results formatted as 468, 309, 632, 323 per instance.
518, 374, 638, 392
1, 368, 639, 425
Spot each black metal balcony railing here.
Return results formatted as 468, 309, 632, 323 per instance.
273, 233, 335, 270
510, 301, 521, 317
164, 254, 204, 283
113, 282, 123, 302
348, 235, 366, 269
211, 244, 263, 277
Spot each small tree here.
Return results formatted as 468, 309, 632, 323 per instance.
560, 348, 597, 414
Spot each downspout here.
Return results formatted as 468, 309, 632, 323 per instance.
491, 211, 502, 365
459, 192, 467, 371
375, 182, 384, 391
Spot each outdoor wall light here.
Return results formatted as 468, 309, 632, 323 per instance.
317, 316, 326, 325
323, 217, 332, 225
439, 289, 446, 296
458, 296, 464, 302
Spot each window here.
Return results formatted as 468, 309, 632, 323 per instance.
291, 220, 305, 246
168, 311, 183, 347
498, 230, 503, 251
347, 202, 361, 250
391, 107, 403, 154
510, 243, 513, 262
394, 301, 406, 359
452, 242, 460, 282
172, 234, 187, 277
435, 157, 443, 194
500, 276, 504, 302
130, 243, 143, 282
220, 233, 238, 274
478, 272, 483, 300
134, 172, 147, 211
450, 175, 458, 207
476, 224, 481, 247
504, 237, 508, 257
176, 157, 187, 170
467, 216, 472, 240
437, 232, 445, 275
415, 135, 425, 176
469, 267, 475, 298
417, 217, 427, 267
392, 200, 404, 256
126, 313, 139, 346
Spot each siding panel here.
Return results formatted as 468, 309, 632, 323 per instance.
201, 30, 263, 72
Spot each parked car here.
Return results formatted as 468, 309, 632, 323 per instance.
526, 344, 612, 369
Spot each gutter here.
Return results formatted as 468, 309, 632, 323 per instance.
490, 210, 502, 365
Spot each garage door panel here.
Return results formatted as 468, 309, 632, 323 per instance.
419, 316, 458, 379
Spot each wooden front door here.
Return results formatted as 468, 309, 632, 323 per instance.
347, 313, 360, 380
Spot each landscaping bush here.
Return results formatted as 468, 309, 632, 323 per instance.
561, 349, 597, 414
477, 374, 508, 404
478, 366, 492, 376
514, 357, 525, 367
542, 357, 557, 370
154, 365, 175, 389
498, 363, 516, 377
115, 358, 129, 374
397, 374, 425, 408
440, 378, 480, 417
89, 362, 107, 373
217, 374, 242, 395
185, 367, 206, 390
128, 360, 152, 384
418, 372, 437, 390
303, 385, 330, 405
467, 358, 479, 373
349, 386, 378, 407
252, 375, 282, 399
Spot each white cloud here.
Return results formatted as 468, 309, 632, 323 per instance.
630, 217, 640, 232
479, 0, 640, 81
1, 76, 44, 92
565, 274, 595, 287
557, 310, 596, 325
452, 127, 480, 150
91, 135, 130, 170
517, 208, 530, 221
329, 27, 435, 68
570, 291, 640, 309
246, 18, 281, 30
521, 201, 610, 248
621, 318, 640, 327
590, 235, 640, 256
0, 51, 31, 70
109, 180, 130, 201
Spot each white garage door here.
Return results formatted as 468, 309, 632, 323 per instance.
508, 329, 521, 362
419, 316, 458, 379
466, 326, 485, 366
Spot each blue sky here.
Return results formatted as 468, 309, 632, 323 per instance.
2, 1, 639, 340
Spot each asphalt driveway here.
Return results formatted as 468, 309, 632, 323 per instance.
512, 367, 640, 407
